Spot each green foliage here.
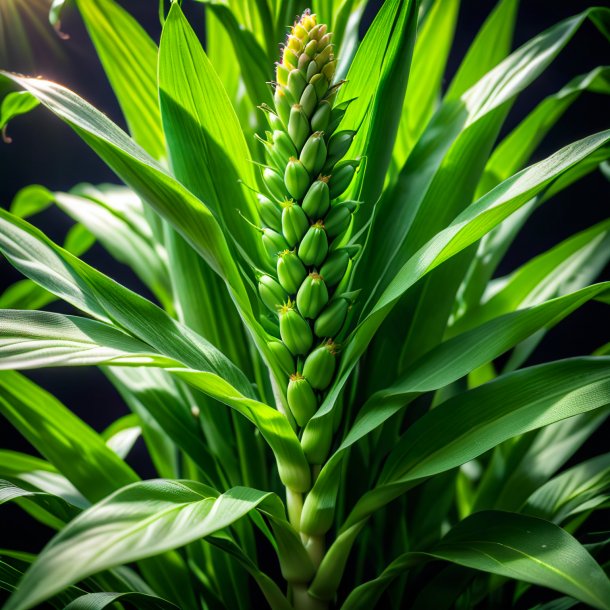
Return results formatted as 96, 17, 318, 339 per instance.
0, 1, 609, 609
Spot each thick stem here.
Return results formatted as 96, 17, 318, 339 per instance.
286, 486, 304, 531
292, 585, 329, 610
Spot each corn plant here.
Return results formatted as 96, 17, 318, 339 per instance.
1, 0, 610, 608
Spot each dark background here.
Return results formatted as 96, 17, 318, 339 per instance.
0, 0, 609, 587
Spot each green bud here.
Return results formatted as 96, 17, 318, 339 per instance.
263, 166, 287, 201
326, 130, 356, 167
324, 203, 352, 238
306, 59, 319, 81
262, 228, 289, 258
288, 104, 310, 150
287, 69, 308, 100
329, 163, 356, 198
284, 157, 310, 200
310, 73, 329, 99
315, 44, 333, 70
301, 422, 332, 465
308, 23, 326, 41
276, 64, 290, 87
299, 131, 327, 176
279, 301, 313, 355
274, 88, 292, 127
273, 130, 297, 160
281, 199, 309, 246
268, 339, 294, 375
296, 272, 329, 319
300, 84, 317, 117
298, 220, 328, 267
298, 52, 311, 71
277, 249, 306, 294
322, 60, 336, 81
282, 47, 299, 70
320, 248, 349, 286
269, 112, 283, 131
318, 33, 332, 50
304, 39, 318, 57
314, 298, 349, 338
311, 100, 331, 132
287, 373, 317, 427
258, 274, 287, 313
257, 194, 282, 232
303, 341, 337, 390
302, 178, 330, 219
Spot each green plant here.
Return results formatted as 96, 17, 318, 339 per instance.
1, 0, 610, 608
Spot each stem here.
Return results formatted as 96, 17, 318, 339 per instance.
286, 487, 303, 531
292, 585, 328, 610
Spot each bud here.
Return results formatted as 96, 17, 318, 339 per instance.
287, 373, 317, 427
257, 194, 282, 232
320, 248, 349, 286
277, 249, 306, 294
279, 301, 313, 355
283, 47, 299, 70
314, 298, 349, 337
300, 84, 317, 117
322, 60, 336, 81
284, 157, 310, 200
273, 130, 297, 160
288, 104, 310, 150
258, 274, 287, 313
329, 163, 356, 198
268, 340, 294, 375
326, 130, 356, 167
263, 167, 287, 201
281, 199, 309, 246
287, 69, 308, 100
302, 178, 330, 219
274, 88, 292, 127
299, 131, 327, 176
298, 220, 328, 267
306, 59, 320, 81
324, 203, 352, 238
276, 64, 290, 87
310, 73, 329, 99
315, 44, 333, 70
262, 228, 289, 258
287, 35, 302, 53
303, 341, 337, 390
304, 39, 318, 57
318, 33, 332, 50
296, 272, 329, 319
311, 100, 331, 132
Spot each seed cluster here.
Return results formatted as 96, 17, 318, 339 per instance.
256, 11, 359, 436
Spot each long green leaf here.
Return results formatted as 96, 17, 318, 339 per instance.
63, 591, 179, 610
3, 481, 289, 610
0, 371, 139, 502
340, 511, 610, 610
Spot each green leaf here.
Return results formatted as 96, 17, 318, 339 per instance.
0, 371, 139, 502
3, 481, 287, 610
63, 591, 179, 610
341, 511, 610, 610
301, 282, 610, 534
159, 3, 264, 266
9, 185, 54, 218
74, 0, 165, 160
0, 91, 39, 141
524, 453, 610, 524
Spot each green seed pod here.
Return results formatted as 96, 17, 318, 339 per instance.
287, 373, 317, 427
311, 100, 331, 132
320, 248, 350, 286
269, 112, 283, 131
274, 88, 292, 127
257, 194, 282, 232
288, 104, 310, 150
298, 220, 328, 267
282, 47, 298, 70
299, 131, 327, 176
298, 52, 311, 71
279, 301, 313, 355
314, 298, 349, 337
303, 341, 337, 390
322, 60, 337, 81
273, 130, 297, 160
276, 64, 290, 87
287, 69, 308, 100
304, 39, 318, 57
324, 203, 352, 237
262, 228, 289, 258
258, 274, 287, 313
315, 44, 333, 69
326, 130, 356, 166
329, 163, 356, 198
309, 23, 325, 41
281, 199, 309, 246
300, 84, 317, 117
263, 167, 287, 201
296, 272, 329, 319
310, 73, 329, 100
306, 59, 319, 81
284, 157, 310, 200
318, 33, 332, 50
302, 178, 330, 219
268, 339, 294, 375
277, 249, 306, 293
